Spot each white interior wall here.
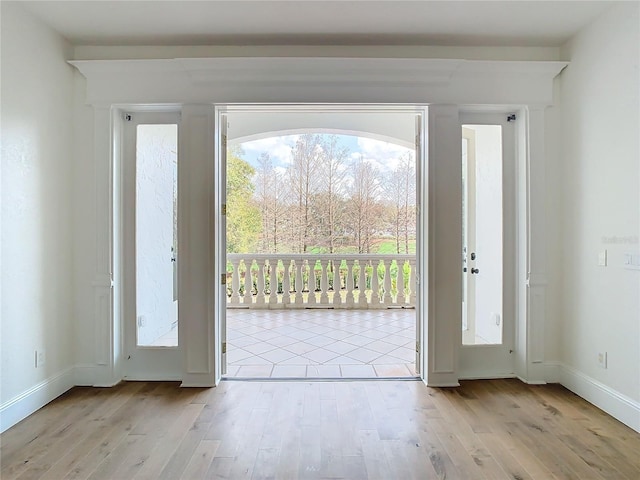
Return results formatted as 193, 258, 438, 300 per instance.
558, 2, 639, 422
0, 2, 76, 431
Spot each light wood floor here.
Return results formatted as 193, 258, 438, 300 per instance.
1, 379, 639, 480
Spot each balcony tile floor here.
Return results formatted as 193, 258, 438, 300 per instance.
224, 308, 417, 378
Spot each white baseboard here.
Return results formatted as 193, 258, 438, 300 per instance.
556, 363, 640, 432
0, 367, 75, 433
460, 373, 517, 381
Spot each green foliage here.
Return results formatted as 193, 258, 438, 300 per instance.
374, 239, 416, 254
226, 147, 261, 253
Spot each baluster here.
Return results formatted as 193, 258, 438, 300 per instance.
294, 259, 304, 305
370, 259, 380, 306
256, 258, 266, 305
382, 259, 393, 305
230, 258, 241, 304
308, 259, 317, 305
282, 259, 291, 305
358, 259, 367, 307
320, 259, 329, 304
269, 258, 279, 306
345, 259, 355, 307
243, 259, 253, 305
409, 258, 417, 306
332, 259, 342, 306
397, 260, 405, 305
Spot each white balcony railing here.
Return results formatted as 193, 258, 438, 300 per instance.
226, 253, 415, 309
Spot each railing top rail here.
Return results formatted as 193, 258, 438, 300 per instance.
227, 253, 416, 261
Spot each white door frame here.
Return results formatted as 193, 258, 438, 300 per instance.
71, 57, 562, 388
213, 104, 428, 383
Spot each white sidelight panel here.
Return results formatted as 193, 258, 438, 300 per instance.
135, 124, 178, 346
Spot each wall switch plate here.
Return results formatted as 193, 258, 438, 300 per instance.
597, 351, 607, 369
35, 350, 46, 368
624, 253, 640, 270
598, 250, 607, 266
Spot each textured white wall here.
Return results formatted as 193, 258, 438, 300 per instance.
0, 2, 75, 422
559, 2, 639, 402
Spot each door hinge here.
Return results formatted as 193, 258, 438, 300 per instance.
222, 342, 227, 354
222, 134, 227, 149
416, 341, 420, 353
221, 273, 227, 285
222, 204, 227, 215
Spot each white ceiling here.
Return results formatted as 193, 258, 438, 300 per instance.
19, 0, 614, 47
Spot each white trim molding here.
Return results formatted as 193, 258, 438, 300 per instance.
0, 368, 75, 433
69, 56, 568, 389
70, 57, 567, 106
559, 364, 640, 433
541, 362, 640, 433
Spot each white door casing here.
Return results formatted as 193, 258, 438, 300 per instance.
70, 57, 563, 387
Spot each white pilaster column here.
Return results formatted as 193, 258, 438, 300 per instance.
90, 105, 119, 387
518, 106, 548, 384
179, 104, 216, 387
425, 105, 461, 387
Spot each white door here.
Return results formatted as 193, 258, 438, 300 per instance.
459, 112, 516, 378
414, 113, 424, 376
123, 111, 182, 380
215, 111, 228, 380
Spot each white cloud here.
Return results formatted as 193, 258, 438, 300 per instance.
356, 137, 414, 171
237, 135, 299, 166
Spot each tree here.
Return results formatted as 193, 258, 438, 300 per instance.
314, 135, 349, 253
254, 152, 285, 253
383, 152, 416, 253
226, 146, 261, 253
287, 134, 322, 253
346, 156, 382, 253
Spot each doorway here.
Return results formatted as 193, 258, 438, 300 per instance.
216, 106, 426, 379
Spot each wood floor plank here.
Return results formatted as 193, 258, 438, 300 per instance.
179, 439, 220, 480
132, 403, 205, 480
1, 379, 638, 480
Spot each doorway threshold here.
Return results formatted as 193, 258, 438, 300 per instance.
222, 376, 421, 382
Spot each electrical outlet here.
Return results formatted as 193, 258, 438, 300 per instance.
597, 351, 607, 369
35, 349, 46, 368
